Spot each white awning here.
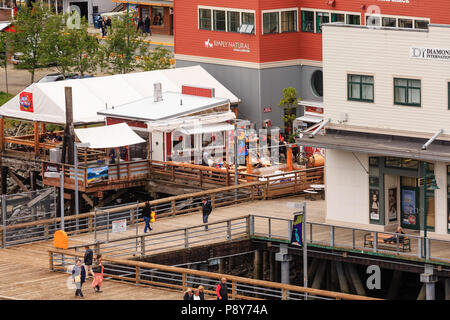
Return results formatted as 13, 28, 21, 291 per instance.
296, 115, 323, 124
74, 123, 145, 149
178, 123, 234, 135
298, 100, 323, 108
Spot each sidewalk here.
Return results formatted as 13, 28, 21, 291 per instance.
87, 26, 174, 47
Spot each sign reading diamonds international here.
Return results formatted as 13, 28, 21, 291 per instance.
410, 47, 450, 60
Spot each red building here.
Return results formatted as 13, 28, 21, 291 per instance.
175, 0, 450, 129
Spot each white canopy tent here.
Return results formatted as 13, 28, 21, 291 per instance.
0, 66, 239, 125
74, 123, 145, 149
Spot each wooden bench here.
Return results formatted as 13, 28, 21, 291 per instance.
364, 232, 411, 252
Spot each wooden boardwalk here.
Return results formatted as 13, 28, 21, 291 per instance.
0, 196, 323, 300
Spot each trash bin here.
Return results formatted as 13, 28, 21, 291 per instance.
93, 14, 102, 28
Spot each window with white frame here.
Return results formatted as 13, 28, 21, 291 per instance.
281, 10, 298, 32
198, 6, 255, 34
365, 14, 429, 29
300, 9, 361, 33
263, 12, 279, 34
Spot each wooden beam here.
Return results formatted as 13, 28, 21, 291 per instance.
346, 263, 367, 296
336, 262, 350, 294
82, 193, 94, 207
9, 170, 29, 193
34, 121, 39, 156
97, 188, 127, 207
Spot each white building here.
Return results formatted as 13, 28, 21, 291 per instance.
50, 0, 118, 24
297, 23, 450, 239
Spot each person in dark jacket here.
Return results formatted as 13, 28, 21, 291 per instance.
183, 288, 194, 300
142, 201, 152, 233
72, 259, 86, 298
106, 16, 112, 30
201, 197, 212, 231
100, 18, 107, 37
216, 277, 228, 300
137, 18, 144, 34
144, 16, 152, 36
84, 245, 94, 279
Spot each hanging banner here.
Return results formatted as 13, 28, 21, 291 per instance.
19, 92, 33, 112
370, 189, 380, 221
87, 166, 108, 184
291, 213, 303, 246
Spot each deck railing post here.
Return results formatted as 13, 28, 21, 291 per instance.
227, 220, 232, 240
141, 236, 146, 256
2, 194, 6, 248
268, 217, 272, 238
330, 226, 335, 247
184, 228, 189, 248
232, 280, 237, 300
426, 238, 430, 260
418, 237, 423, 258
136, 266, 140, 284
352, 229, 355, 249
373, 232, 378, 253
249, 215, 255, 237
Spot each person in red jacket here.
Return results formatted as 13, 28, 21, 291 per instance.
216, 277, 228, 300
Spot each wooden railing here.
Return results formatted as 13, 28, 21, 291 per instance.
48, 249, 381, 300
0, 182, 265, 247
42, 158, 324, 194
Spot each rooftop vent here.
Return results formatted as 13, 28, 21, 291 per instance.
154, 83, 162, 102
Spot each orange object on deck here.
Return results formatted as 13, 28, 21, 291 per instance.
287, 147, 293, 171
53, 230, 68, 249
309, 154, 324, 167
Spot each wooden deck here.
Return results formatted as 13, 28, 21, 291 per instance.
1, 195, 450, 300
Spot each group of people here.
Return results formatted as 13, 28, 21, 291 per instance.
39, 130, 63, 144
100, 16, 112, 37
137, 16, 152, 36
183, 277, 229, 301
71, 246, 104, 298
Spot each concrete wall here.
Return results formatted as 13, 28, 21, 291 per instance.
325, 149, 376, 229
176, 60, 321, 129
322, 24, 450, 138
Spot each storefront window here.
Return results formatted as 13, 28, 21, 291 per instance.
263, 12, 279, 34
316, 12, 329, 33
281, 10, 297, 33
152, 7, 164, 26
227, 11, 240, 32
382, 17, 396, 27
414, 20, 429, 29
398, 18, 413, 28
346, 14, 360, 25
213, 10, 226, 31
394, 78, 421, 106
199, 8, 211, 30
347, 74, 374, 102
331, 13, 344, 23
301, 11, 314, 32
240, 12, 255, 34
366, 15, 381, 27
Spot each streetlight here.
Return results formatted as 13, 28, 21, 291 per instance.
74, 142, 90, 230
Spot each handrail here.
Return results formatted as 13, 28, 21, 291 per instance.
1, 182, 263, 232
48, 248, 381, 300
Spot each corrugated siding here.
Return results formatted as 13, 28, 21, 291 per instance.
323, 25, 450, 135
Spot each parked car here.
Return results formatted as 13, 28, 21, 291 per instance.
37, 73, 94, 83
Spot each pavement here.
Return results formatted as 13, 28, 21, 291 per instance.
87, 26, 174, 51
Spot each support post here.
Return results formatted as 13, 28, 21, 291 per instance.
0, 116, 4, 153
34, 121, 39, 156
2, 194, 6, 248
275, 244, 291, 299
445, 278, 450, 300
287, 147, 293, 171
312, 260, 326, 289
420, 264, 437, 300
253, 249, 262, 280
346, 263, 367, 296
336, 262, 350, 294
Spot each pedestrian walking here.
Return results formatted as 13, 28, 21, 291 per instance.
183, 288, 194, 300
201, 197, 212, 231
72, 259, 86, 298
106, 16, 112, 30
144, 15, 152, 36
193, 288, 201, 300
143, 201, 152, 233
83, 245, 94, 279
137, 18, 144, 34
92, 255, 104, 293
100, 18, 107, 37
198, 285, 205, 300
216, 277, 228, 300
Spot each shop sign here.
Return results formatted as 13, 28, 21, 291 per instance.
19, 92, 33, 112
410, 47, 450, 61
112, 219, 127, 233
204, 38, 251, 53
263, 107, 272, 113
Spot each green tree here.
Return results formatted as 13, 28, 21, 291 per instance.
142, 46, 173, 71
69, 23, 101, 77
101, 13, 148, 74
9, 2, 56, 83
279, 87, 301, 142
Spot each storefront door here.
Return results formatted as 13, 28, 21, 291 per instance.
400, 186, 420, 230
